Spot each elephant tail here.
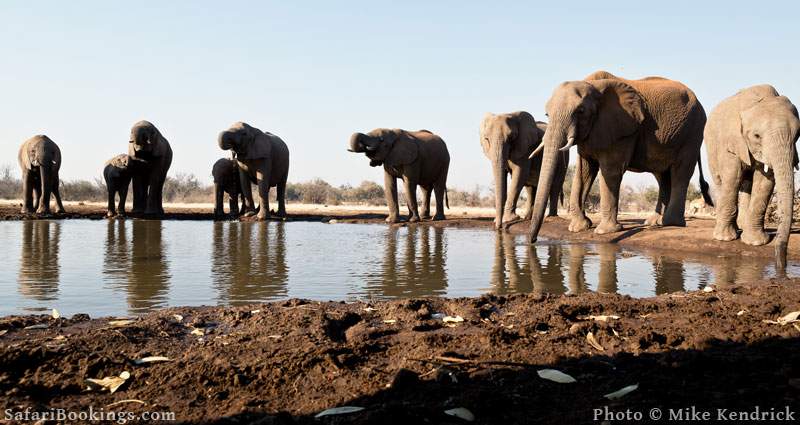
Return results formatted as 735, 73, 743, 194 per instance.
445, 188, 450, 209
697, 157, 714, 207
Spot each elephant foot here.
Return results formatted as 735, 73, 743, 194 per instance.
106, 211, 116, 218
385, 215, 400, 224
433, 213, 445, 221
503, 211, 521, 223
243, 210, 257, 217
275, 209, 287, 218
713, 223, 738, 241
35, 207, 50, 215
21, 207, 34, 214
595, 220, 623, 235
408, 215, 421, 223
741, 229, 769, 246
644, 213, 662, 226
568, 215, 592, 232
523, 211, 533, 221
661, 215, 686, 227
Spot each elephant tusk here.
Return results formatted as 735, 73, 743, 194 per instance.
528, 142, 545, 159
559, 137, 576, 152
765, 164, 769, 174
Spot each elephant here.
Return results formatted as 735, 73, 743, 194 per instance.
18, 135, 65, 215
528, 70, 713, 243
103, 154, 147, 217
128, 120, 173, 216
212, 157, 244, 218
480, 112, 568, 228
704, 84, 799, 267
348, 128, 450, 223
218, 122, 290, 220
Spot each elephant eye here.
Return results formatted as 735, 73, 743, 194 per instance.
754, 133, 761, 139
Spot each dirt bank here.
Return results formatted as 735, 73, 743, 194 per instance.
2, 201, 797, 261
1, 281, 798, 424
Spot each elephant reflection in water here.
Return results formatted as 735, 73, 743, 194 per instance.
370, 226, 448, 298
127, 220, 170, 313
103, 219, 130, 283
565, 243, 620, 294
490, 232, 566, 296
18, 220, 61, 300
212, 221, 288, 304
651, 254, 686, 294
709, 257, 766, 288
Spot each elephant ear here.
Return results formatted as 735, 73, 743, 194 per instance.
589, 79, 646, 145
479, 113, 492, 157
247, 132, 273, 159
150, 128, 168, 158
385, 132, 419, 166
509, 112, 537, 161
733, 102, 764, 167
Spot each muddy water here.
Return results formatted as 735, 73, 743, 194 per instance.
0, 220, 795, 316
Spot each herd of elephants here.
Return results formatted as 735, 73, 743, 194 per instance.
16, 71, 800, 267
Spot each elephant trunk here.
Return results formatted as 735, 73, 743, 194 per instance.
348, 133, 366, 152
773, 152, 795, 271
218, 131, 232, 151
529, 131, 562, 243
492, 145, 508, 229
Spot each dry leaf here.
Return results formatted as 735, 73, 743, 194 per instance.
363, 307, 377, 313
383, 319, 397, 324
443, 316, 464, 323
314, 406, 365, 418
586, 332, 604, 351
109, 320, 134, 327
537, 369, 576, 383
133, 356, 171, 365
587, 315, 620, 322
736, 310, 748, 316
702, 286, 714, 293
444, 407, 475, 421
52, 309, 61, 319
172, 314, 183, 322
612, 328, 620, 337
267, 335, 282, 339
0, 330, 7, 337
763, 311, 800, 325
86, 371, 130, 394
106, 399, 146, 408
639, 313, 652, 319
250, 309, 261, 314
190, 328, 205, 336
24, 324, 48, 330
54, 335, 66, 341
604, 383, 639, 400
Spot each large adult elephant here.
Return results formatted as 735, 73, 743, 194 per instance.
128, 120, 173, 216
480, 112, 568, 228
218, 122, 290, 220
348, 128, 450, 223
704, 85, 799, 267
18, 135, 65, 215
528, 71, 712, 243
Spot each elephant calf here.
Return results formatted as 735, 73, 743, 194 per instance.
18, 135, 65, 215
103, 154, 147, 217
212, 157, 244, 218
705, 84, 800, 266
480, 112, 568, 229
348, 128, 450, 223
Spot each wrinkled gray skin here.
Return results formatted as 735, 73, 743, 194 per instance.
218, 122, 290, 220
212, 157, 244, 218
480, 112, 568, 229
349, 129, 450, 223
103, 154, 147, 217
128, 120, 173, 216
18, 135, 65, 215
705, 84, 800, 269
529, 71, 712, 243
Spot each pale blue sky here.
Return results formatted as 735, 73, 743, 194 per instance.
1, 1, 798, 190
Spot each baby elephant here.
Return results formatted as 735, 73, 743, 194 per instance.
212, 157, 244, 218
18, 135, 65, 215
348, 128, 450, 223
103, 154, 147, 217
705, 84, 800, 266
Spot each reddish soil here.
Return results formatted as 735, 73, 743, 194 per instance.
1, 282, 799, 424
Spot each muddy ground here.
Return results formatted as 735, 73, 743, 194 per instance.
1, 282, 799, 424
2, 202, 798, 260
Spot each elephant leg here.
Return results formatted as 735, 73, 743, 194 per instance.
662, 161, 694, 227
741, 168, 774, 246
433, 179, 446, 221
403, 178, 420, 222
736, 176, 753, 230
107, 185, 117, 217
523, 185, 535, 220
384, 172, 400, 223
214, 183, 224, 217
713, 165, 742, 241
255, 177, 271, 221
118, 183, 129, 216
131, 176, 147, 214
36, 165, 52, 214
275, 179, 287, 217
568, 156, 598, 232
504, 165, 526, 222
646, 171, 670, 226
229, 193, 239, 217
21, 171, 35, 213
595, 164, 624, 235
419, 187, 431, 219
52, 172, 65, 213
239, 169, 256, 216
145, 173, 164, 215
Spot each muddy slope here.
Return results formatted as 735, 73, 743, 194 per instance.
1, 281, 799, 424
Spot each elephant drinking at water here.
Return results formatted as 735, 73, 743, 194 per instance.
480, 112, 568, 228
704, 85, 800, 268
528, 71, 712, 243
128, 120, 173, 216
348, 128, 450, 223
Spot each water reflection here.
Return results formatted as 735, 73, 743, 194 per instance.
212, 222, 289, 304
652, 254, 686, 294
365, 226, 449, 297
127, 220, 171, 313
18, 220, 60, 300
